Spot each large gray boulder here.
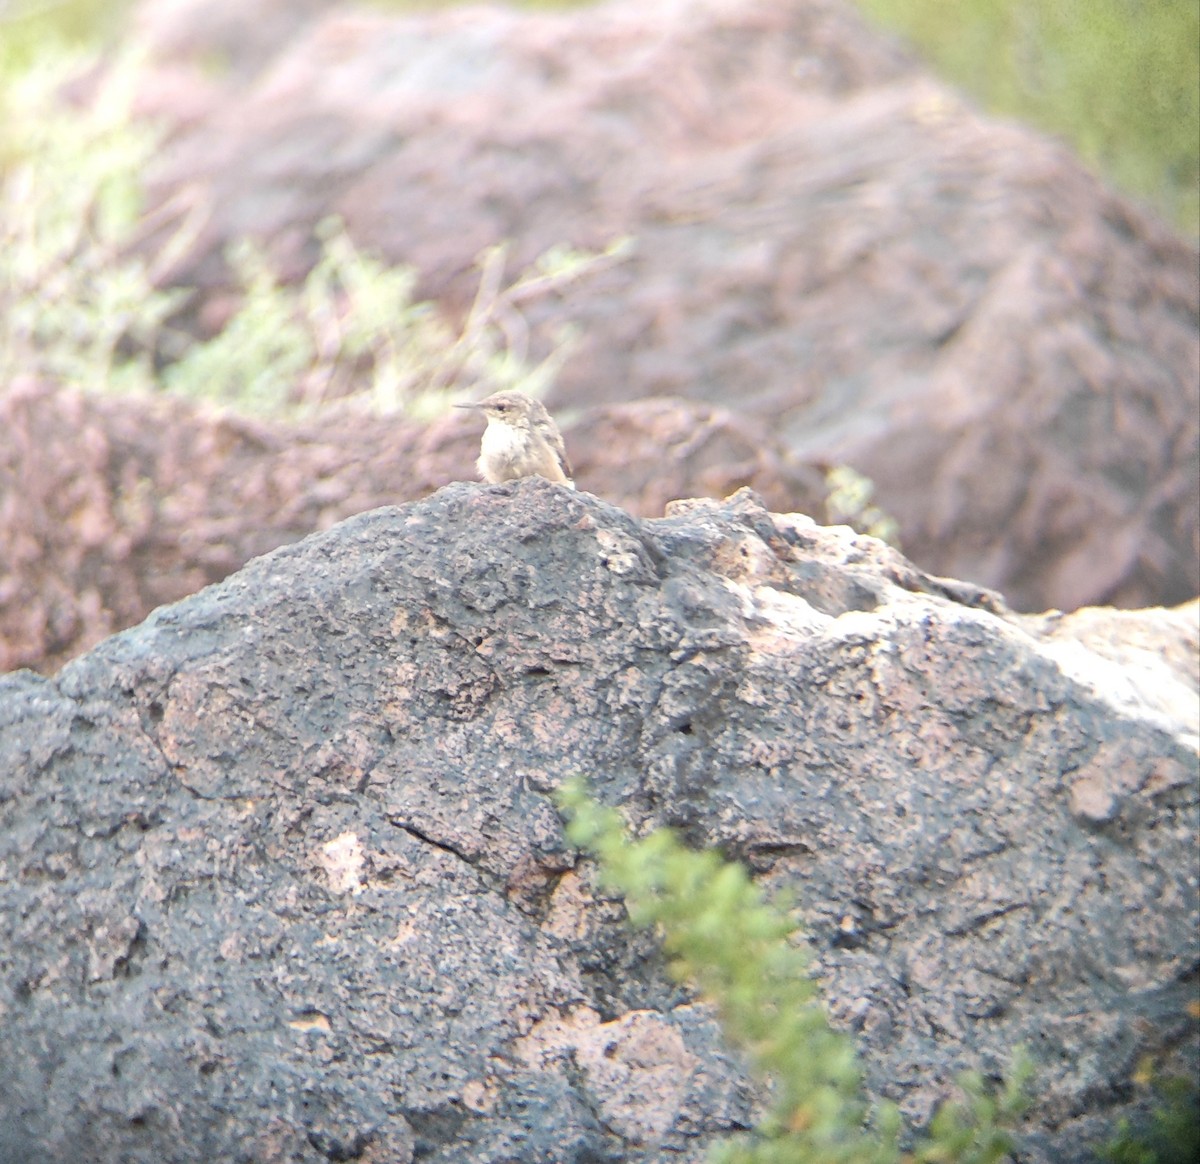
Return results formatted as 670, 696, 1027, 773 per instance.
1, 482, 1196, 1162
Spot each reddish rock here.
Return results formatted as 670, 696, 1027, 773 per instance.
0, 380, 823, 673
126, 0, 1198, 613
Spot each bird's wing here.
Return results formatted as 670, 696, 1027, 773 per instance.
539, 420, 572, 482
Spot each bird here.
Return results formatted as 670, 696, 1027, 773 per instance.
455, 390, 575, 488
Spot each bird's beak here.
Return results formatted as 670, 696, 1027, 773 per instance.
454, 401, 483, 410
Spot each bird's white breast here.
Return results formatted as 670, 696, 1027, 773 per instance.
480, 418, 527, 461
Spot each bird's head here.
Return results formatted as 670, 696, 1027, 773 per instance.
455, 391, 536, 427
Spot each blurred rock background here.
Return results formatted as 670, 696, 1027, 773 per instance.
1, 0, 1198, 673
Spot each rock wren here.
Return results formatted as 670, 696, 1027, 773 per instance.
455, 391, 575, 488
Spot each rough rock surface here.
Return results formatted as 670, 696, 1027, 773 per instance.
1, 482, 1196, 1163
130, 0, 1200, 613
0, 379, 823, 674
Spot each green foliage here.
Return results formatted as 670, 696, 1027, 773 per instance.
824, 466, 901, 547
1101, 1068, 1200, 1164
853, 0, 1200, 234
556, 779, 1032, 1164
0, 0, 134, 66
162, 227, 629, 418
0, 49, 189, 394
161, 238, 316, 414
0, 44, 628, 415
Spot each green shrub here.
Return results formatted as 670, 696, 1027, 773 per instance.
824, 466, 901, 547
1101, 1068, 1200, 1164
853, 0, 1200, 234
556, 780, 1032, 1164
162, 226, 629, 418
0, 0, 134, 66
0, 49, 187, 395
0, 44, 628, 416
